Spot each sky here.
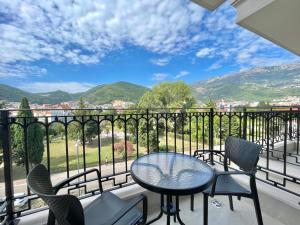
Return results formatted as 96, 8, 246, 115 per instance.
0, 0, 299, 93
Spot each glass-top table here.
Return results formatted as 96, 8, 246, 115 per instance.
131, 152, 214, 225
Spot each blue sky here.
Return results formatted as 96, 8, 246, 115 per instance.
0, 0, 298, 93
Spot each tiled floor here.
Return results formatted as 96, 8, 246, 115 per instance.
18, 182, 300, 225
146, 192, 297, 225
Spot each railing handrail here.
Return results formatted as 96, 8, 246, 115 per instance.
0, 107, 299, 222
1, 105, 299, 112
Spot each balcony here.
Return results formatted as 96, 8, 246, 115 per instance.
192, 0, 300, 57
0, 107, 300, 224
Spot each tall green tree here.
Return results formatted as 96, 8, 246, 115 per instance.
137, 81, 196, 109
206, 99, 217, 109
49, 123, 65, 142
11, 97, 44, 166
257, 101, 270, 108
136, 81, 197, 151
69, 97, 98, 143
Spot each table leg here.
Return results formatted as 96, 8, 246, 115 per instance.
175, 196, 185, 225
146, 194, 185, 225
170, 196, 176, 223
146, 194, 164, 224
166, 195, 171, 225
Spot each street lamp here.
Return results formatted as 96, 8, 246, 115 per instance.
75, 139, 80, 175
75, 139, 81, 195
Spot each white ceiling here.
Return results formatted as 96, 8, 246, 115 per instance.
235, 0, 300, 56
191, 0, 226, 11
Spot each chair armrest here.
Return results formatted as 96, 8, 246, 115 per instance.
194, 149, 225, 157
215, 171, 255, 176
210, 170, 255, 197
105, 194, 147, 225
53, 169, 102, 193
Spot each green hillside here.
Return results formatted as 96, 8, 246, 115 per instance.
0, 84, 75, 104
0, 84, 35, 102
0, 82, 148, 104
81, 82, 149, 104
192, 63, 300, 102
34, 91, 75, 104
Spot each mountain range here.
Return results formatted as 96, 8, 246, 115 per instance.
192, 63, 300, 102
0, 82, 149, 105
1, 62, 300, 104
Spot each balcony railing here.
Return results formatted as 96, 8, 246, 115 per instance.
0, 107, 299, 223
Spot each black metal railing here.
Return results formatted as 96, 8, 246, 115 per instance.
0, 106, 299, 222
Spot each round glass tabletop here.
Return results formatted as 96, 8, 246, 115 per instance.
131, 152, 214, 195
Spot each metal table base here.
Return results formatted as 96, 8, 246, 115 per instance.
147, 194, 185, 225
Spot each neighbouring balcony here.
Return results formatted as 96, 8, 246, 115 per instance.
0, 107, 300, 224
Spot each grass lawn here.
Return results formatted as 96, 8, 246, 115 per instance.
4, 136, 143, 181
4, 132, 209, 181
43, 136, 148, 174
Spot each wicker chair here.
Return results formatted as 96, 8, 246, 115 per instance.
193, 136, 263, 225
27, 164, 147, 225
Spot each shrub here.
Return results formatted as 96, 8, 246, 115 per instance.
114, 141, 135, 158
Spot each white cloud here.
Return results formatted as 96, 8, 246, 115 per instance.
0, 0, 298, 78
0, 62, 47, 78
196, 47, 215, 58
207, 62, 222, 71
0, 0, 205, 77
195, 2, 298, 69
18, 82, 95, 93
152, 73, 168, 81
175, 70, 189, 78
150, 58, 171, 66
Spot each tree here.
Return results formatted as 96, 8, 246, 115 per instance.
11, 97, 44, 166
190, 100, 215, 146
49, 123, 65, 142
136, 81, 197, 151
137, 119, 159, 151
137, 81, 196, 109
101, 108, 121, 131
206, 99, 217, 109
68, 97, 98, 143
0, 101, 5, 164
257, 101, 270, 108
190, 100, 241, 147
